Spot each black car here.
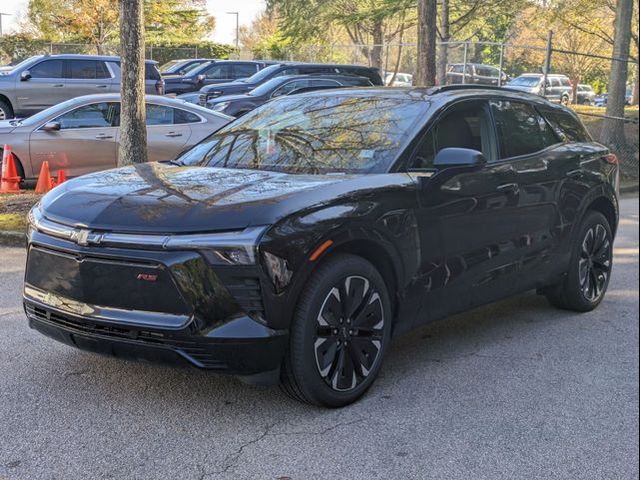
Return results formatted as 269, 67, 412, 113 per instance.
24, 86, 619, 407
163, 60, 274, 95
160, 58, 214, 76
207, 74, 373, 116
181, 62, 385, 105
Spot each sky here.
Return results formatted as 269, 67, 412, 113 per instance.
0, 0, 265, 44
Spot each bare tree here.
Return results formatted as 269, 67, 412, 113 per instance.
415, 0, 437, 86
601, 0, 634, 147
118, 0, 147, 166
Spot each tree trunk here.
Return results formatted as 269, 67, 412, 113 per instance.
118, 0, 147, 166
415, 0, 437, 87
632, 63, 639, 105
436, 0, 450, 85
370, 19, 384, 71
601, 0, 633, 148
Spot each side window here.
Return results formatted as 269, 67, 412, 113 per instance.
280, 68, 300, 76
451, 65, 463, 74
233, 64, 257, 78
309, 79, 340, 88
560, 77, 571, 87
146, 104, 174, 125
539, 108, 591, 143
145, 63, 161, 80
97, 61, 111, 79
491, 100, 557, 158
54, 102, 116, 129
205, 64, 232, 79
68, 60, 101, 79
412, 100, 493, 169
550, 78, 561, 87
174, 108, 200, 124
30, 60, 63, 79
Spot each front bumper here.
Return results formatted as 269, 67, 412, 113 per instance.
23, 229, 288, 377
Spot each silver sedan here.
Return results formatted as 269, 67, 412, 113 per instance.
0, 93, 232, 180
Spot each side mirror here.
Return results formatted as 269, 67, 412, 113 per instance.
42, 121, 61, 132
433, 147, 486, 168
196, 74, 206, 83
20, 70, 31, 81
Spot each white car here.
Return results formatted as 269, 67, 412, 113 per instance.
385, 72, 413, 87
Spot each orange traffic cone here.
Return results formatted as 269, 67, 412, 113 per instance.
55, 169, 66, 187
1, 145, 22, 194
35, 161, 54, 194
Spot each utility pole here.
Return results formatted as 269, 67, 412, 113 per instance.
0, 13, 12, 37
541, 30, 553, 97
226, 12, 239, 57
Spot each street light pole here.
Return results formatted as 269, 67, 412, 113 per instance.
0, 13, 12, 37
226, 11, 239, 57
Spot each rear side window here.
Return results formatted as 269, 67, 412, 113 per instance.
539, 108, 591, 143
233, 63, 257, 78
174, 108, 200, 124
68, 60, 110, 79
491, 100, 558, 158
145, 63, 161, 80
30, 60, 63, 79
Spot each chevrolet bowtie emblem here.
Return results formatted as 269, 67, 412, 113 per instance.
72, 229, 91, 246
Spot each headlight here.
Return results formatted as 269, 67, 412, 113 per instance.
211, 101, 230, 112
29, 206, 267, 265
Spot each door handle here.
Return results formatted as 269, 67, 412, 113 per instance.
165, 132, 183, 137
95, 134, 113, 139
96, 85, 108, 88
52, 84, 64, 88
497, 182, 519, 194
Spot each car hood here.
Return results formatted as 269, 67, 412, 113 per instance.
201, 82, 254, 94
40, 163, 364, 233
209, 93, 254, 104
0, 120, 17, 133
505, 84, 537, 92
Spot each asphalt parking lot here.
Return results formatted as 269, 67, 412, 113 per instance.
1, 197, 638, 480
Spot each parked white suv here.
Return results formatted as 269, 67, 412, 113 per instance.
506, 73, 572, 105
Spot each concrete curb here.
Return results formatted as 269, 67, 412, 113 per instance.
0, 231, 26, 248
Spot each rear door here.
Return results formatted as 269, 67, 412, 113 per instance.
29, 101, 118, 177
233, 63, 260, 81
64, 59, 114, 97
119, 103, 192, 162
490, 99, 566, 288
17, 59, 67, 113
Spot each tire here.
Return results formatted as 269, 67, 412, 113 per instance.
0, 99, 14, 120
281, 253, 392, 407
545, 211, 613, 312
560, 95, 570, 106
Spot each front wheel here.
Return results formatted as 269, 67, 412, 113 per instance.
546, 211, 613, 311
281, 254, 392, 407
561, 95, 570, 106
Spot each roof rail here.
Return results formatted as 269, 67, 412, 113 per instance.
426, 84, 510, 95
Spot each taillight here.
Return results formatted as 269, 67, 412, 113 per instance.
156, 79, 165, 95
604, 153, 618, 165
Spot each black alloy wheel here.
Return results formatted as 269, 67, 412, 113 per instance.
545, 211, 613, 311
281, 254, 392, 407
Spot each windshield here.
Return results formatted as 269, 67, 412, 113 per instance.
13, 97, 83, 126
239, 64, 281, 84
248, 77, 290, 96
508, 76, 541, 87
2, 56, 42, 75
177, 94, 427, 174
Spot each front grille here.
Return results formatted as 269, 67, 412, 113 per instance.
198, 93, 207, 106
25, 303, 225, 368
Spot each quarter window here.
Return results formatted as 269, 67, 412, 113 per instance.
54, 102, 117, 129
491, 100, 557, 158
539, 108, 591, 143
30, 60, 63, 79
174, 109, 200, 124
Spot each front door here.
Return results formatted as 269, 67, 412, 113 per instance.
29, 102, 118, 177
16, 59, 67, 114
408, 99, 525, 325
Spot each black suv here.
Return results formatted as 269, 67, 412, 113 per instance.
163, 60, 275, 95
180, 62, 384, 105
24, 86, 618, 407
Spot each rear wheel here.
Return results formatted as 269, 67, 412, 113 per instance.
546, 211, 613, 311
0, 99, 13, 120
561, 94, 570, 106
281, 254, 392, 407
